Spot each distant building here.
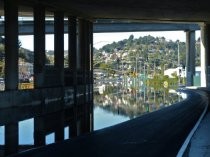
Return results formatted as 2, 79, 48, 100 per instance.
194, 67, 201, 86
94, 69, 106, 79
164, 67, 185, 78
19, 62, 33, 75
164, 66, 201, 86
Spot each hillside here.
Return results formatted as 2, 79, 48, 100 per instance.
0, 36, 34, 63
94, 35, 200, 71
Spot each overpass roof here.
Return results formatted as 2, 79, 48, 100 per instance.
0, 0, 210, 22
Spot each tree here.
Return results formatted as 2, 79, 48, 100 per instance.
18, 40, 22, 48
128, 34, 134, 41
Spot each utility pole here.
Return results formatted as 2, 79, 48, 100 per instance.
177, 40, 180, 85
178, 40, 180, 68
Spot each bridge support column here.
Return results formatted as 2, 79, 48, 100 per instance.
68, 17, 78, 137
54, 11, 64, 86
5, 122, 18, 156
34, 117, 46, 146
55, 112, 65, 142
54, 11, 65, 142
33, 5, 46, 147
77, 19, 93, 134
200, 24, 210, 87
34, 5, 45, 88
186, 30, 195, 86
83, 20, 93, 133
78, 19, 87, 134
89, 22, 94, 132
4, 0, 19, 155
67, 17, 93, 137
4, 0, 19, 90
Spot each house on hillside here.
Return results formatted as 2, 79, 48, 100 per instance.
164, 67, 185, 78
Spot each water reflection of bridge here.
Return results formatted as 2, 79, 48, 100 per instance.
0, 86, 93, 156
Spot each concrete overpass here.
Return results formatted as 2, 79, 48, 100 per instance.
0, 21, 200, 35
0, 0, 210, 156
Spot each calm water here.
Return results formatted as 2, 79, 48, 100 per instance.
0, 86, 186, 145
0, 119, 69, 145
93, 86, 186, 130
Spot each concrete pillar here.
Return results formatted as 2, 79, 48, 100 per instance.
33, 6, 47, 147
4, 122, 18, 155
34, 5, 45, 88
77, 20, 86, 134
4, 0, 19, 90
77, 19, 93, 133
55, 127, 64, 142
200, 24, 210, 87
68, 17, 78, 137
186, 31, 196, 86
78, 19, 86, 73
81, 21, 94, 132
202, 24, 210, 87
89, 21, 94, 132
4, 1, 19, 155
69, 122, 77, 138
200, 25, 206, 87
78, 23, 86, 96
34, 117, 45, 146
82, 20, 89, 133
55, 111, 64, 142
54, 11, 64, 86
68, 17, 77, 69
86, 21, 91, 133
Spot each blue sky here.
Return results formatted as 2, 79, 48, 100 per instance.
19, 31, 201, 51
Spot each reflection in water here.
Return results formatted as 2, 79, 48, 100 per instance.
0, 84, 185, 156
64, 127, 69, 140
45, 133, 55, 145
94, 85, 185, 130
0, 120, 70, 147
0, 87, 93, 156
0, 126, 5, 145
94, 107, 129, 130
19, 118, 34, 145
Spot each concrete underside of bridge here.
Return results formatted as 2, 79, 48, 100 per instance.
1, 0, 210, 22
1, 0, 210, 156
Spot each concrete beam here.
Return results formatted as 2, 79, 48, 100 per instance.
93, 22, 200, 33
0, 21, 200, 35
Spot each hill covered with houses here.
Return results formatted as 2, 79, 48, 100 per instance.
93, 35, 200, 77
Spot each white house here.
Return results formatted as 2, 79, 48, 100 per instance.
164, 67, 185, 78
164, 66, 201, 78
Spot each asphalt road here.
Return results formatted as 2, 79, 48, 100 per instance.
10, 90, 207, 157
